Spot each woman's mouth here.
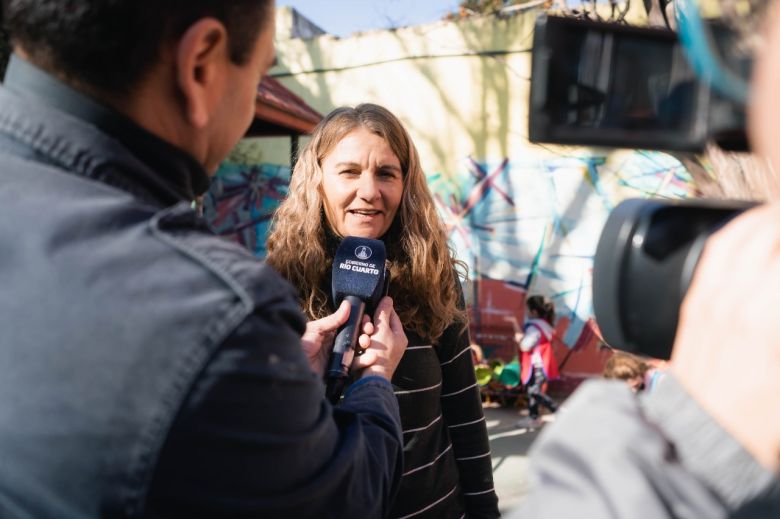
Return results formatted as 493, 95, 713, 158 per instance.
348, 209, 382, 217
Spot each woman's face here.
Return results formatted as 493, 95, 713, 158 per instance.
321, 128, 404, 239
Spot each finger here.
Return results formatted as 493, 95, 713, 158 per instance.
358, 333, 371, 350
387, 306, 404, 335
312, 300, 351, 333
361, 316, 374, 336
373, 296, 393, 328
352, 348, 377, 370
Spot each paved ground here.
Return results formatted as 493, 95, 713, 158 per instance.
484, 405, 555, 514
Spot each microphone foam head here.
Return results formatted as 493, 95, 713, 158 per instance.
332, 236, 387, 309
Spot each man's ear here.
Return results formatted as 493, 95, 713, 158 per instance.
174, 18, 229, 129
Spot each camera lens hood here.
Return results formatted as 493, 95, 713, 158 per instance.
593, 198, 754, 359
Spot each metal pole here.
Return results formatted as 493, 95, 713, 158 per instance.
290, 134, 299, 172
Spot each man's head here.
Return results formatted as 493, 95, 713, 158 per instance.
3, 0, 273, 96
2, 0, 276, 173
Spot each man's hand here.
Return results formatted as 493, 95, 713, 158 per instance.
301, 301, 370, 377
351, 296, 407, 381
670, 203, 780, 471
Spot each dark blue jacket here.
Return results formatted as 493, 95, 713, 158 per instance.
0, 56, 403, 518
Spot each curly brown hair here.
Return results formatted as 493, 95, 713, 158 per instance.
266, 103, 467, 343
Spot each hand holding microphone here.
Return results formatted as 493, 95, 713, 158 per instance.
300, 301, 370, 377
351, 296, 407, 381
325, 236, 400, 403
303, 296, 406, 381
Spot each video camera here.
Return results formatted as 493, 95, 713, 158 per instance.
529, 14, 749, 153
528, 13, 756, 359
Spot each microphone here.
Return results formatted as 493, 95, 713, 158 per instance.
326, 236, 389, 404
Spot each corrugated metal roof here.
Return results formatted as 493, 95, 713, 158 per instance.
249, 75, 322, 136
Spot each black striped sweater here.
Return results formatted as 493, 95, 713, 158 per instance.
387, 322, 500, 519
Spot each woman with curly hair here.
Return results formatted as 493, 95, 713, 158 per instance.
266, 104, 499, 518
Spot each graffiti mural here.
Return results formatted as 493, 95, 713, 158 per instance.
204, 150, 695, 376
428, 149, 696, 367
203, 162, 291, 258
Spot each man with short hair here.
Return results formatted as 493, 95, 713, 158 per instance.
0, 1, 407, 517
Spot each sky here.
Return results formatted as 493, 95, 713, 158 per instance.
276, 0, 464, 38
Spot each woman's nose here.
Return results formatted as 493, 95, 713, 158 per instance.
356, 172, 380, 200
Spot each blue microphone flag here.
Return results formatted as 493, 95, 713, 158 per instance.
332, 236, 386, 314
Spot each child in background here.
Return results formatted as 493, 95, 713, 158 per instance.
603, 351, 666, 393
506, 295, 560, 429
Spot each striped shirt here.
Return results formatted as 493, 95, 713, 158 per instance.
314, 258, 499, 517
388, 320, 500, 518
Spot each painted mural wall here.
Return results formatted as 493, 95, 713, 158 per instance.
429, 148, 695, 371
205, 6, 698, 375
204, 162, 291, 258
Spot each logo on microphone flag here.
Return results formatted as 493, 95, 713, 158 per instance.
355, 245, 372, 260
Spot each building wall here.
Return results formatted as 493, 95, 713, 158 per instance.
211, 7, 697, 369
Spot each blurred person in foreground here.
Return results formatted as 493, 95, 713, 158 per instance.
511, 2, 780, 517
0, 1, 408, 517
266, 104, 499, 518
